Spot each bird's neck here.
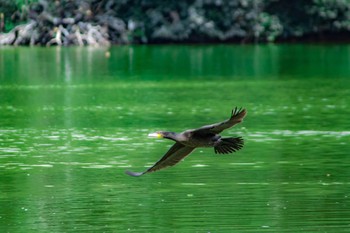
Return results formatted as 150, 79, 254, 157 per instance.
163, 132, 180, 141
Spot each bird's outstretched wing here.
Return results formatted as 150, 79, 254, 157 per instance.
125, 142, 195, 177
194, 107, 247, 134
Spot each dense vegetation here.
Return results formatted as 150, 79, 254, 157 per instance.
1, 0, 350, 46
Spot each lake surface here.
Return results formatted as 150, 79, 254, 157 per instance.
1, 45, 350, 232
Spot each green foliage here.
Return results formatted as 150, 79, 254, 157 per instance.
88, 0, 350, 42
0, 0, 37, 31
1, 0, 350, 43
0, 0, 17, 31
265, 0, 350, 39
308, 0, 350, 31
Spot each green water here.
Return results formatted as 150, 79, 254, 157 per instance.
1, 45, 350, 232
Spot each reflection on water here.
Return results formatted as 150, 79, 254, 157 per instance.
1, 45, 350, 232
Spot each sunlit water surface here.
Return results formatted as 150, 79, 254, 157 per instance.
1, 45, 350, 232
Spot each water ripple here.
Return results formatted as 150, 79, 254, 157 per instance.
249, 130, 350, 142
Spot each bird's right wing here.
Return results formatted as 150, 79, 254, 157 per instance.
125, 142, 195, 177
194, 107, 247, 134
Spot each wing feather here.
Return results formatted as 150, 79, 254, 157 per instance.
125, 142, 195, 177
194, 107, 247, 134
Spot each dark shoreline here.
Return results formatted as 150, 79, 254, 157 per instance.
2, 1, 350, 47
2, 37, 350, 47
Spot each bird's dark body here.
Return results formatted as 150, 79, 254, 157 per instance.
126, 107, 247, 177
177, 130, 219, 148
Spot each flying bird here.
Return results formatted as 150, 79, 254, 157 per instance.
126, 107, 247, 177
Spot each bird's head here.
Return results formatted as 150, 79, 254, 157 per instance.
148, 131, 176, 140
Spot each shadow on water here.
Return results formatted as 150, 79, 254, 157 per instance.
1, 45, 350, 232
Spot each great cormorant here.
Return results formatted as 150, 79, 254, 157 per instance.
126, 107, 247, 177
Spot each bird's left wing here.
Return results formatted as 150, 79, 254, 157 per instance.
194, 107, 247, 135
125, 142, 195, 177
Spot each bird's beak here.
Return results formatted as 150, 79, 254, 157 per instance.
148, 132, 163, 138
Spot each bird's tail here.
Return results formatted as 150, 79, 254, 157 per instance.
214, 137, 244, 154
